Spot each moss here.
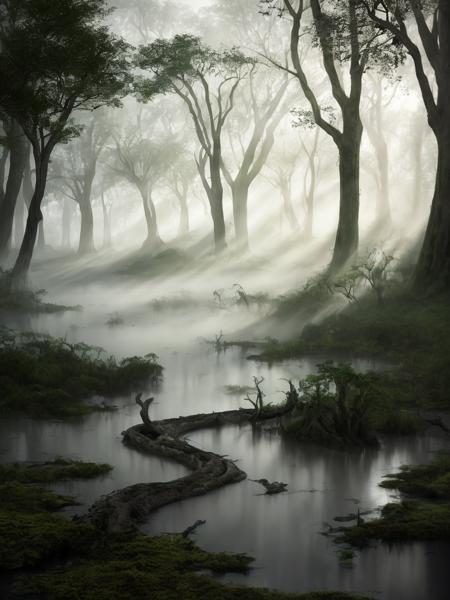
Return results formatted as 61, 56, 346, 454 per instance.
0, 459, 112, 485
0, 331, 163, 418
20, 533, 371, 600
253, 292, 450, 411
0, 510, 96, 570
342, 501, 450, 547
342, 452, 450, 547
0, 476, 370, 599
379, 451, 450, 499
0, 483, 75, 513
25, 564, 372, 600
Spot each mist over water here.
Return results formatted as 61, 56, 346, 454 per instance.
1, 1, 449, 599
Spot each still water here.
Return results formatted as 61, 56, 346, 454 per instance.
1, 295, 450, 600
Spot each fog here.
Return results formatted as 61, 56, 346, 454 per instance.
1, 2, 449, 600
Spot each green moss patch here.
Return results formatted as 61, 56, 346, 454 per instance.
342, 501, 450, 547
0, 459, 112, 485
380, 451, 450, 499
0, 330, 163, 418
21, 534, 371, 600
342, 452, 450, 547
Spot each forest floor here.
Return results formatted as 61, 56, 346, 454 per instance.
249, 290, 450, 412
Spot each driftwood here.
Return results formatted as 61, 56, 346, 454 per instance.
85, 397, 297, 533
250, 478, 288, 495
182, 519, 206, 538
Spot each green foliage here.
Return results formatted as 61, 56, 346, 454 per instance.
0, 483, 75, 513
283, 362, 379, 448
342, 452, 450, 547
135, 34, 254, 100
380, 451, 450, 499
20, 531, 371, 599
0, 330, 163, 417
342, 501, 450, 547
0, 510, 96, 570
258, 291, 450, 411
0, 460, 370, 600
0, 0, 131, 146
0, 459, 112, 485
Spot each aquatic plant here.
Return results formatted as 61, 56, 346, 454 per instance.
282, 362, 379, 448
0, 330, 163, 417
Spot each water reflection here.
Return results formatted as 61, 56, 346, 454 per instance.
1, 314, 449, 599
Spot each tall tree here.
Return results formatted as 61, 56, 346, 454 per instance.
363, 74, 398, 229
164, 151, 198, 237
110, 133, 175, 248
221, 68, 290, 251
0, 117, 28, 258
361, 0, 450, 289
51, 112, 112, 255
261, 0, 401, 272
0, 0, 129, 283
135, 35, 253, 253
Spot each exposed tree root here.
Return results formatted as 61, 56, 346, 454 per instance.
85, 399, 297, 532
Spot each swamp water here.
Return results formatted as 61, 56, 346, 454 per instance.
2, 295, 450, 600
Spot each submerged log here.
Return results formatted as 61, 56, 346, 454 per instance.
85, 401, 295, 532
250, 478, 288, 495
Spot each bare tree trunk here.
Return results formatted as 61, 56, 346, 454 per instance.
412, 118, 427, 217
231, 182, 249, 251
414, 2, 450, 289
11, 148, 50, 284
13, 194, 25, 248
78, 197, 95, 255
61, 197, 72, 248
139, 184, 162, 247
0, 120, 28, 259
100, 192, 112, 248
0, 142, 9, 206
177, 192, 189, 236
329, 114, 362, 274
209, 142, 226, 252
281, 183, 299, 232
415, 124, 450, 289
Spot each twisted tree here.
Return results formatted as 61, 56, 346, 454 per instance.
135, 35, 254, 253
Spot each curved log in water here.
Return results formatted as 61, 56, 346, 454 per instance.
86, 400, 297, 533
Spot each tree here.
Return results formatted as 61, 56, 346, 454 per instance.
265, 143, 302, 232
0, 0, 130, 283
110, 132, 174, 248
363, 73, 398, 229
135, 34, 254, 253
0, 117, 28, 259
163, 151, 198, 237
221, 68, 290, 251
361, 1, 450, 290
51, 111, 112, 255
261, 0, 402, 273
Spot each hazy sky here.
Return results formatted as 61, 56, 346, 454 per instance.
180, 0, 211, 7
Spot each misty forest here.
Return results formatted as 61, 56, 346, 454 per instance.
1, 0, 450, 599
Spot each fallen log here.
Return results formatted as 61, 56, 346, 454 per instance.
85, 399, 296, 532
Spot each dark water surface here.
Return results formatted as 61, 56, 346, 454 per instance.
1, 302, 450, 600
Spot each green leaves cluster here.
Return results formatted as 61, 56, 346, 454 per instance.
0, 329, 163, 417
135, 34, 254, 101
0, 0, 131, 147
